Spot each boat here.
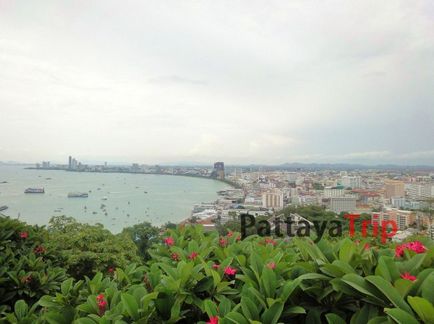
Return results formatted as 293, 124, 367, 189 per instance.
0, 205, 8, 211
67, 192, 89, 198
25, 188, 45, 193
102, 196, 108, 200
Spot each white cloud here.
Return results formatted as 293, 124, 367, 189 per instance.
0, 1, 433, 164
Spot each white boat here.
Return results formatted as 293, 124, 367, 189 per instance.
67, 192, 89, 198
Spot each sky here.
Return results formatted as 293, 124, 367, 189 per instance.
0, 0, 433, 165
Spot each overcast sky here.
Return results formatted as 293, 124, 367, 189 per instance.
0, 1, 433, 165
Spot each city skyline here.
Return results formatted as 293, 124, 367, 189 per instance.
1, 1, 433, 165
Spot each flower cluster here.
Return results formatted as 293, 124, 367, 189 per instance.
400, 272, 417, 281
206, 316, 219, 324
188, 251, 198, 260
164, 236, 175, 246
19, 231, 28, 239
96, 294, 107, 315
224, 266, 237, 276
171, 252, 180, 261
395, 241, 426, 258
219, 237, 227, 247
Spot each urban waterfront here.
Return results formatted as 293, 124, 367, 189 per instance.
0, 165, 229, 233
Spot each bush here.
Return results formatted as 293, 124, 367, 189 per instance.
1, 217, 434, 323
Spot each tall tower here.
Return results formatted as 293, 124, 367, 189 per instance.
213, 162, 225, 180
68, 156, 72, 169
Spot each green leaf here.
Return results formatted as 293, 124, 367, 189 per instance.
61, 278, 73, 296
14, 300, 28, 320
260, 267, 277, 299
121, 293, 139, 320
225, 311, 249, 324
366, 276, 414, 315
422, 272, 434, 304
407, 296, 434, 323
240, 296, 259, 320
261, 301, 283, 324
385, 308, 419, 324
375, 256, 400, 282
204, 299, 218, 317
350, 304, 378, 324
326, 313, 346, 324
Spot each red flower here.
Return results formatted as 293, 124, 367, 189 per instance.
19, 231, 28, 239
395, 241, 427, 258
188, 251, 198, 260
407, 241, 426, 254
236, 236, 241, 241
206, 316, 219, 324
227, 231, 233, 238
164, 237, 175, 246
395, 245, 405, 257
212, 263, 220, 269
108, 267, 115, 273
400, 272, 417, 281
224, 266, 237, 276
34, 245, 46, 254
171, 252, 180, 261
96, 294, 107, 314
219, 237, 227, 247
264, 238, 276, 246
363, 243, 370, 250
267, 262, 276, 270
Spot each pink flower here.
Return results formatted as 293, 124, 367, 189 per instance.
407, 241, 426, 254
96, 293, 105, 302
219, 237, 227, 247
96, 294, 107, 314
206, 316, 219, 324
395, 245, 405, 257
188, 251, 198, 260
395, 241, 427, 258
224, 266, 237, 276
267, 262, 276, 270
363, 243, 370, 250
264, 237, 276, 246
212, 263, 220, 269
19, 231, 28, 239
236, 236, 241, 241
227, 231, 233, 238
171, 252, 180, 261
400, 272, 417, 281
108, 267, 115, 273
164, 237, 174, 246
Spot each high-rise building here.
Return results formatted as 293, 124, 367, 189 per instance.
68, 156, 72, 169
213, 162, 225, 180
341, 176, 362, 189
384, 180, 405, 199
408, 183, 434, 200
323, 187, 344, 198
262, 190, 284, 209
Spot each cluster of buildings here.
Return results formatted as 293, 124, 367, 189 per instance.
190, 167, 434, 240
33, 158, 434, 239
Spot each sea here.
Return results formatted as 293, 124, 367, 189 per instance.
0, 165, 229, 233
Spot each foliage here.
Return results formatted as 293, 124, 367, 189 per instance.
1, 216, 434, 323
122, 221, 160, 261
46, 216, 142, 279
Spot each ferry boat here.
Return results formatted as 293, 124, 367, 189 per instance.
67, 192, 89, 198
24, 188, 45, 193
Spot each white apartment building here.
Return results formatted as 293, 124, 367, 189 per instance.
323, 187, 344, 198
262, 190, 284, 209
407, 183, 434, 200
341, 176, 362, 189
329, 197, 357, 213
